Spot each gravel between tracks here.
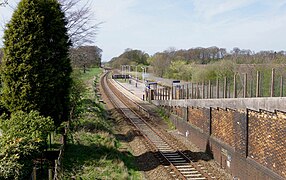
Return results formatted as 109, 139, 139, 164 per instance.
99, 74, 232, 179
99, 76, 173, 179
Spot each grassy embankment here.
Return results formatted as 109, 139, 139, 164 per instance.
62, 68, 142, 179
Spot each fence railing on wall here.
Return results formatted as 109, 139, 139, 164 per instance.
154, 69, 286, 100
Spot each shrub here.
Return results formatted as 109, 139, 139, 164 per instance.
0, 111, 54, 179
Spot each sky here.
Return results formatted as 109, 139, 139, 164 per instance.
1, 0, 286, 62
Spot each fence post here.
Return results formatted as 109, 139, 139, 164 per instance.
196, 83, 199, 99
233, 73, 237, 98
186, 84, 189, 99
256, 71, 260, 97
280, 76, 283, 97
156, 89, 158, 100
243, 73, 247, 98
191, 83, 193, 99
216, 78, 219, 98
171, 86, 173, 100
169, 87, 171, 100
202, 81, 205, 99
224, 77, 227, 98
54, 159, 58, 179
48, 168, 53, 180
182, 85, 184, 99
250, 80, 253, 97
208, 80, 211, 99
271, 68, 275, 97
33, 167, 37, 180
165, 88, 167, 100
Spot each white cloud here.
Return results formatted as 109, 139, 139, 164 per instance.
92, 0, 136, 22
192, 0, 258, 20
2, 0, 286, 60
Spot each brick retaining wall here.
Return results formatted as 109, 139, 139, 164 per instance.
163, 105, 285, 179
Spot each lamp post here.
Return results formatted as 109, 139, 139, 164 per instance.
125, 65, 128, 81
141, 66, 146, 82
121, 65, 128, 81
130, 65, 138, 87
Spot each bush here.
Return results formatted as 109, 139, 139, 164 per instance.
0, 111, 55, 180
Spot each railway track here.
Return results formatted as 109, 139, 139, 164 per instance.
101, 71, 214, 180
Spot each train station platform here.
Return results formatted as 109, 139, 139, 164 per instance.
112, 78, 146, 101
111, 78, 170, 128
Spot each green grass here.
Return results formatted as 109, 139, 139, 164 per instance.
80, 67, 103, 81
62, 67, 142, 179
156, 107, 175, 130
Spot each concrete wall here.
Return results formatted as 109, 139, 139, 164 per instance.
153, 97, 286, 112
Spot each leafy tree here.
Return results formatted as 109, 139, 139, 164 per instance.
1, 0, 72, 126
0, 111, 54, 180
70, 46, 102, 70
69, 70, 86, 119
109, 49, 149, 68
148, 53, 172, 77
166, 60, 192, 81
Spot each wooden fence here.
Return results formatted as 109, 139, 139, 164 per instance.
154, 69, 286, 100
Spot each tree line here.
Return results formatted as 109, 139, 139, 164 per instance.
108, 47, 286, 82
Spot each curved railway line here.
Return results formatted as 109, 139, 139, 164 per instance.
101, 71, 219, 180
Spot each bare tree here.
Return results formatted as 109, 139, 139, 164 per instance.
0, 0, 8, 6
59, 0, 101, 47
1, 0, 100, 47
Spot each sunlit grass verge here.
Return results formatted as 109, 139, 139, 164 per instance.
62, 67, 142, 179
79, 67, 103, 82
156, 107, 175, 130
63, 131, 140, 179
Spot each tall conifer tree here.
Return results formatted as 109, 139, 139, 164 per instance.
1, 0, 72, 125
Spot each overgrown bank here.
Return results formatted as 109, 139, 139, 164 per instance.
62, 68, 142, 179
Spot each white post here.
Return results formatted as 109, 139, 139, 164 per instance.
136, 66, 138, 87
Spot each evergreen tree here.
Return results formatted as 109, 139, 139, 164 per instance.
1, 0, 72, 126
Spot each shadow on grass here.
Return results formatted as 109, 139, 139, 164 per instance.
115, 129, 142, 143
63, 143, 160, 174
62, 143, 140, 175
63, 143, 213, 175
